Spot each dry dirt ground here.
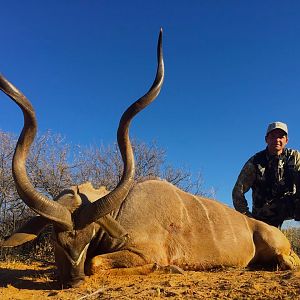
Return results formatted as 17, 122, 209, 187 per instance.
1, 261, 300, 299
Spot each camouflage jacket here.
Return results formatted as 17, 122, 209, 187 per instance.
232, 148, 300, 218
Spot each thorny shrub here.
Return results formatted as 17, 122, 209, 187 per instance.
0, 130, 212, 262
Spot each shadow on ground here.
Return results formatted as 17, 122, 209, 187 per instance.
0, 263, 59, 290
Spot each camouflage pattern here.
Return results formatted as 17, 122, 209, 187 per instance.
232, 148, 300, 227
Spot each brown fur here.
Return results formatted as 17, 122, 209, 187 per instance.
7, 179, 299, 274
83, 179, 300, 273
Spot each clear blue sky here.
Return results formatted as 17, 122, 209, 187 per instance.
1, 1, 300, 213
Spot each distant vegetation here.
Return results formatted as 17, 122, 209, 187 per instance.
283, 227, 300, 256
0, 130, 210, 262
1, 130, 299, 263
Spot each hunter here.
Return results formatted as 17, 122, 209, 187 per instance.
233, 121, 300, 228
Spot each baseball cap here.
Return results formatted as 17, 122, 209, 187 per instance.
266, 121, 288, 136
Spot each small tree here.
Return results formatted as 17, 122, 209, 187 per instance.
0, 130, 212, 261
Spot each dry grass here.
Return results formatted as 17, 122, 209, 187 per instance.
1, 226, 300, 299
283, 227, 300, 255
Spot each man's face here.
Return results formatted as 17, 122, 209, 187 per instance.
265, 129, 288, 155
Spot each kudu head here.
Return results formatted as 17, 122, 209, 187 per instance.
0, 29, 164, 288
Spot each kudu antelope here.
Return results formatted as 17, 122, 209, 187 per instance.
1, 30, 299, 288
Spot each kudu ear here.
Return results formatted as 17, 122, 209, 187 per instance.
0, 216, 51, 247
96, 215, 128, 239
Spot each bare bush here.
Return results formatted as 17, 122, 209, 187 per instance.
1, 129, 298, 262
74, 139, 210, 196
0, 130, 211, 261
283, 227, 300, 256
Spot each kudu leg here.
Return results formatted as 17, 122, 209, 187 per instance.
86, 250, 153, 275
86, 250, 185, 276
